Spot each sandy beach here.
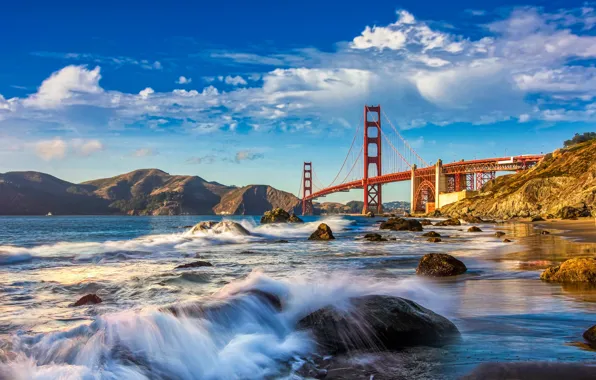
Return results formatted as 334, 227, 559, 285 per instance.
532, 217, 596, 243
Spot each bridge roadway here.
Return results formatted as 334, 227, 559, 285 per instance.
304, 154, 544, 202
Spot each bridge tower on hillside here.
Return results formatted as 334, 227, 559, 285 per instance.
302, 162, 313, 215
363, 105, 382, 215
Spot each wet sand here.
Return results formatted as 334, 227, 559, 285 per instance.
532, 217, 596, 243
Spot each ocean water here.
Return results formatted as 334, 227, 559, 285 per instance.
0, 215, 595, 379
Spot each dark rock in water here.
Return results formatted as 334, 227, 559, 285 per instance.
364, 233, 387, 242
495, 231, 506, 237
275, 239, 289, 243
427, 237, 442, 243
416, 253, 467, 277
419, 219, 433, 226
380, 218, 423, 232
434, 218, 461, 226
531, 216, 545, 222
73, 294, 102, 307
583, 325, 596, 347
461, 362, 596, 380
288, 214, 304, 223
309, 223, 335, 240
540, 258, 596, 283
422, 231, 441, 238
175, 261, 213, 269
462, 215, 484, 223
297, 295, 459, 354
261, 208, 302, 223
503, 239, 512, 243
468, 226, 482, 232
189, 220, 250, 235
541, 230, 550, 235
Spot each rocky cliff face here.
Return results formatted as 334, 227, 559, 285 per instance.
441, 140, 596, 219
213, 185, 300, 215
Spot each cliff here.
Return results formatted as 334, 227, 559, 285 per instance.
440, 140, 596, 219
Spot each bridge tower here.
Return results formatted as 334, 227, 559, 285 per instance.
363, 105, 382, 215
302, 162, 314, 216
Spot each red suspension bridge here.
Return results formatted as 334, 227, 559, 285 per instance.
299, 105, 544, 215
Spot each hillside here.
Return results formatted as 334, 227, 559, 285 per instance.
441, 140, 596, 219
213, 185, 301, 215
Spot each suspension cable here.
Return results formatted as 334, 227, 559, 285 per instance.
381, 110, 429, 167
323, 113, 364, 188
339, 145, 363, 185
380, 128, 412, 170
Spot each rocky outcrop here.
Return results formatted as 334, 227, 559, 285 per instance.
309, 223, 335, 240
363, 233, 387, 242
468, 226, 482, 232
260, 208, 303, 223
540, 258, 596, 283
380, 218, 423, 231
461, 215, 484, 223
175, 261, 213, 269
434, 218, 461, 226
189, 220, 250, 235
583, 325, 596, 347
422, 231, 441, 238
73, 294, 102, 307
440, 140, 596, 219
297, 295, 460, 354
416, 253, 467, 277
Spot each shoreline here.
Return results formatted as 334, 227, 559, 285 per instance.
529, 217, 596, 243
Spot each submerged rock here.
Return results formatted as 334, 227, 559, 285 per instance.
434, 218, 461, 226
419, 219, 433, 226
189, 220, 250, 236
297, 295, 459, 354
422, 231, 441, 238
468, 226, 483, 232
503, 239, 512, 243
175, 261, 213, 269
363, 233, 387, 242
380, 218, 423, 232
309, 223, 335, 240
495, 231, 506, 237
73, 294, 102, 307
260, 208, 302, 223
416, 253, 467, 277
540, 258, 596, 283
583, 325, 596, 347
427, 237, 442, 243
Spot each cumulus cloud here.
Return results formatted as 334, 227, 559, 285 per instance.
234, 150, 264, 162
132, 148, 158, 157
71, 139, 104, 156
35, 139, 68, 161
176, 76, 192, 84
139, 87, 154, 99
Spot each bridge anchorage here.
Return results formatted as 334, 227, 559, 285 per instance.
300, 105, 544, 216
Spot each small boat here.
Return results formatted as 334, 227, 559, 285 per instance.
46, 212, 53, 216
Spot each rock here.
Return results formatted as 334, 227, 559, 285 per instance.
427, 237, 442, 243
422, 231, 441, 238
462, 215, 484, 223
260, 208, 295, 223
558, 206, 591, 220
583, 325, 596, 347
275, 239, 289, 243
365, 211, 375, 217
503, 239, 512, 243
531, 216, 545, 222
73, 294, 102, 307
175, 261, 213, 269
380, 217, 423, 231
495, 231, 506, 237
297, 295, 460, 354
429, 209, 442, 217
541, 230, 550, 235
419, 219, 433, 226
416, 253, 467, 277
189, 220, 250, 236
468, 226, 483, 232
540, 258, 596, 283
434, 218, 461, 226
363, 233, 387, 242
309, 223, 335, 240
288, 214, 304, 223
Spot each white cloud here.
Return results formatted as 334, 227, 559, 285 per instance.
71, 139, 104, 156
224, 75, 247, 86
35, 139, 68, 161
132, 148, 158, 157
139, 87, 154, 99
176, 76, 192, 84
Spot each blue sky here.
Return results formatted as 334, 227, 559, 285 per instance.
1, 0, 595, 202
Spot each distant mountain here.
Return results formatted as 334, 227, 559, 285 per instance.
0, 169, 300, 216
383, 201, 410, 212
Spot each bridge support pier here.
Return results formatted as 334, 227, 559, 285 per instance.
302, 162, 313, 216
409, 165, 419, 214
363, 105, 382, 215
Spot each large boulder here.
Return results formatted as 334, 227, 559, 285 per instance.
297, 295, 459, 354
434, 218, 461, 226
416, 253, 467, 277
380, 218, 423, 232
73, 294, 102, 307
583, 325, 596, 347
261, 208, 302, 223
309, 223, 335, 240
540, 258, 596, 283
189, 220, 250, 236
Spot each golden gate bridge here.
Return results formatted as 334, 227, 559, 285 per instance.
299, 105, 543, 215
